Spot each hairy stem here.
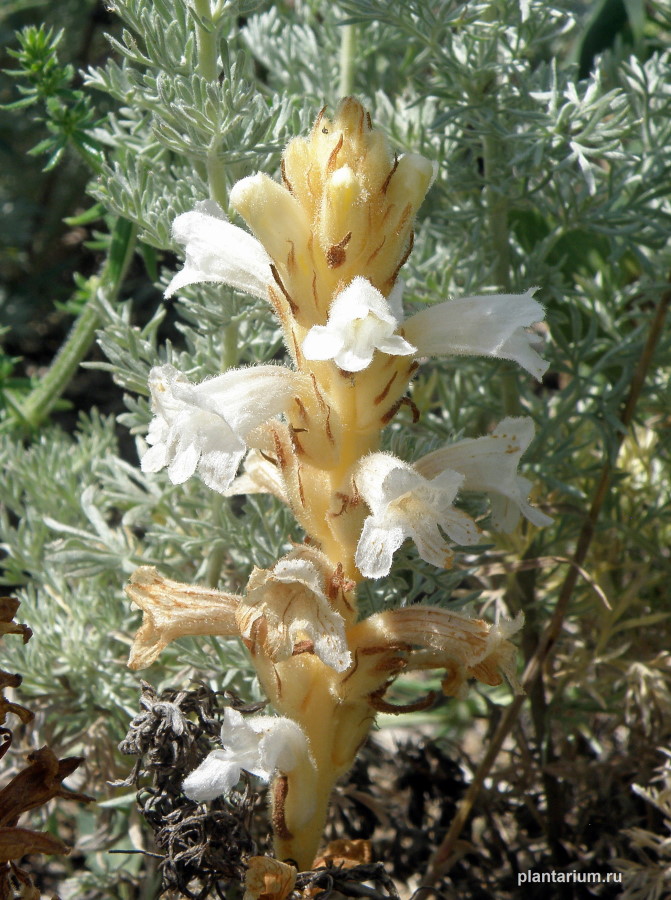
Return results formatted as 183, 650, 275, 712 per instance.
338, 23, 357, 97
193, 0, 219, 81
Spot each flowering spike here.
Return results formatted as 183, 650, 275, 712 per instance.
138, 97, 552, 870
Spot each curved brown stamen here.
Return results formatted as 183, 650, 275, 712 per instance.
369, 687, 439, 715
272, 775, 293, 840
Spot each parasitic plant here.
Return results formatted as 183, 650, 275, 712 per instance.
126, 97, 550, 869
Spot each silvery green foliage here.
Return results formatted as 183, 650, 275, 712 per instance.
84, 0, 308, 249
2, 1, 670, 852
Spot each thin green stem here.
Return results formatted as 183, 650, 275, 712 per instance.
206, 146, 229, 210
482, 129, 522, 416
338, 22, 357, 97
16, 217, 137, 430
205, 494, 226, 588
193, 0, 219, 82
193, 0, 229, 209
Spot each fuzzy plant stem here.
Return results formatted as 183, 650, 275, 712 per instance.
338, 22, 357, 97
17, 217, 136, 430
193, 0, 229, 210
417, 280, 671, 895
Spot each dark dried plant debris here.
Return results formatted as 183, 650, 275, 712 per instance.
293, 861, 402, 900
117, 681, 264, 899
0, 598, 91, 900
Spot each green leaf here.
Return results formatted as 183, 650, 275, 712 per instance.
64, 204, 106, 227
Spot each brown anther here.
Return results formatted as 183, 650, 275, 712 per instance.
381, 154, 399, 195
369, 687, 439, 714
288, 426, 306, 457
272, 429, 288, 471
292, 639, 315, 656
357, 102, 365, 135
326, 231, 352, 269
381, 398, 403, 424
293, 395, 308, 423
311, 271, 319, 308
380, 203, 395, 227
309, 376, 335, 444
391, 229, 415, 282
340, 649, 360, 684
374, 372, 398, 405
327, 562, 355, 602
291, 329, 303, 365
396, 202, 413, 235
280, 157, 294, 194
247, 615, 268, 656
330, 491, 354, 518
270, 264, 298, 314
310, 373, 326, 410
296, 466, 306, 506
313, 105, 327, 135
266, 285, 287, 322
400, 395, 420, 423
365, 110, 372, 130
327, 132, 344, 174
272, 776, 293, 840
365, 235, 386, 266
324, 406, 334, 444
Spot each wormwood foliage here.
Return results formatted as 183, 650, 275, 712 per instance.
0, 0, 669, 896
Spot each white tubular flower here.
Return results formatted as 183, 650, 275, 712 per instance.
414, 416, 553, 531
183, 707, 312, 802
141, 363, 299, 493
302, 277, 416, 372
165, 200, 272, 301
354, 454, 481, 578
403, 288, 548, 380
239, 552, 352, 672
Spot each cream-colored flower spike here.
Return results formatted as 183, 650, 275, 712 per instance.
130, 98, 551, 872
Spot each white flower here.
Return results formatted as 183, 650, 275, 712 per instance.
354, 453, 481, 578
183, 707, 312, 802
403, 288, 548, 380
413, 416, 553, 531
240, 552, 352, 672
165, 200, 272, 301
141, 363, 299, 493
302, 277, 416, 372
